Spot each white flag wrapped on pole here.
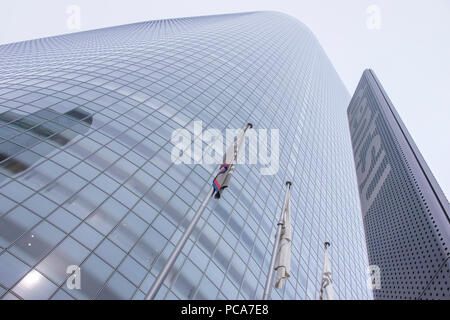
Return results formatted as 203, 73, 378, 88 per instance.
212, 123, 252, 199
146, 122, 253, 300
274, 182, 292, 289
319, 242, 334, 300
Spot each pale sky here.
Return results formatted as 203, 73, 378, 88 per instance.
0, 0, 449, 198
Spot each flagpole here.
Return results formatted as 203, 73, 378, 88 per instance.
263, 181, 291, 300
146, 122, 252, 300
145, 187, 214, 300
319, 241, 331, 300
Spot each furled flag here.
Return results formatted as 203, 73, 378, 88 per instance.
274, 182, 292, 288
319, 242, 334, 300
212, 123, 252, 199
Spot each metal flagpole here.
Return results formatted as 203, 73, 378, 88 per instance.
146, 122, 252, 300
145, 187, 214, 300
263, 181, 291, 300
319, 241, 332, 300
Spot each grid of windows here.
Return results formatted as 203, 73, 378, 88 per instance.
348, 69, 450, 300
0, 11, 371, 300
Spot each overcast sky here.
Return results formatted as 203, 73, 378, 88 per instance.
0, 0, 449, 198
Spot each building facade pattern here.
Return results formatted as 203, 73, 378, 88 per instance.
0, 12, 371, 300
348, 69, 450, 300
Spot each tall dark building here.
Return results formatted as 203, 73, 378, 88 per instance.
0, 12, 372, 300
347, 69, 450, 300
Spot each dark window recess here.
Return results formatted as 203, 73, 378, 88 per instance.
0, 107, 93, 178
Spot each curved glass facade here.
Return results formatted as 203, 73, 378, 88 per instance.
0, 11, 371, 300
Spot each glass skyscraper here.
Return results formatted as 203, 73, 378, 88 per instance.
0, 11, 371, 300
